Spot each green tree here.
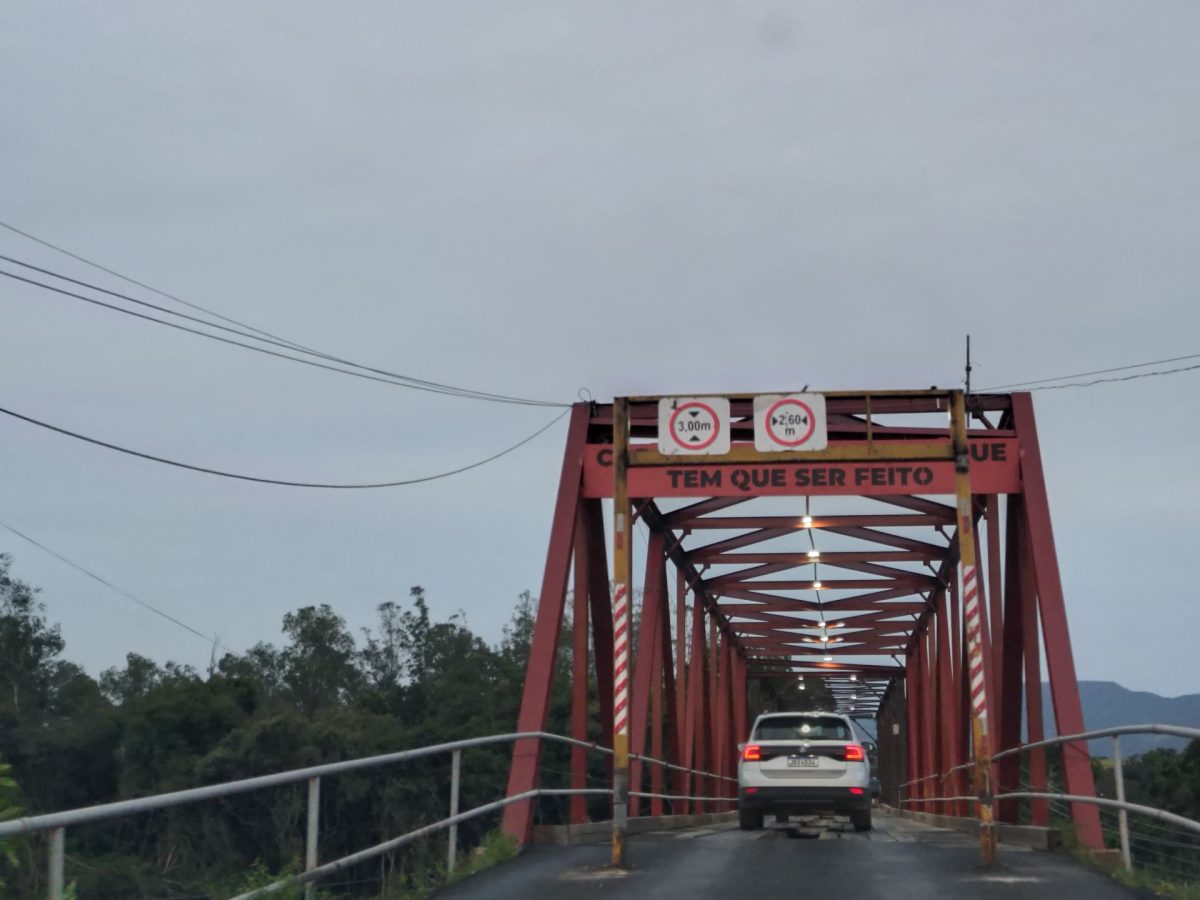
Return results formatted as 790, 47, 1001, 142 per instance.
280, 605, 362, 716
99, 652, 165, 704
0, 559, 562, 896
0, 759, 21, 894
0, 554, 66, 719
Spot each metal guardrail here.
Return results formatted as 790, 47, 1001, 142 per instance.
897, 723, 1200, 872
0, 730, 738, 899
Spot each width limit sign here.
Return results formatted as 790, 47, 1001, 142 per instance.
754, 394, 828, 451
658, 397, 731, 455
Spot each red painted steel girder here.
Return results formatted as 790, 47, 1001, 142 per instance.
673, 514, 953, 529
688, 528, 796, 556
826, 560, 940, 582
725, 609, 925, 632
716, 586, 917, 606
819, 525, 948, 554
506, 392, 1104, 858
872, 495, 956, 517
747, 661, 904, 675
711, 578, 930, 592
660, 497, 750, 525
591, 392, 1012, 433
699, 550, 942, 565
718, 596, 924, 617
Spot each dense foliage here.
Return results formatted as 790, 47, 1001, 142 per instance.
1093, 744, 1200, 885
0, 555, 581, 897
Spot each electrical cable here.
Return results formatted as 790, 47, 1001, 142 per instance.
0, 255, 564, 406
1011, 362, 1200, 391
0, 219, 304, 348
0, 264, 568, 407
0, 520, 224, 651
980, 352, 1200, 391
0, 403, 569, 488
0, 222, 568, 406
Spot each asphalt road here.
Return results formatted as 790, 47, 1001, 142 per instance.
437, 810, 1144, 899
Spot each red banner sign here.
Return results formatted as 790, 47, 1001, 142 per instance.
581, 439, 1020, 498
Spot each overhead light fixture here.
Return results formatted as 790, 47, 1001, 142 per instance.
801, 515, 814, 528
849, 674, 857, 681
807, 550, 820, 559
823, 656, 833, 662
813, 580, 823, 589
829, 621, 843, 628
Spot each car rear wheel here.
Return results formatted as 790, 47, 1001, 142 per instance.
850, 807, 872, 832
739, 807, 764, 831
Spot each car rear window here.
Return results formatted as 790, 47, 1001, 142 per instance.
753, 716, 851, 741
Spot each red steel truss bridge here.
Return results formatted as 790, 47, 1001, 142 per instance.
501, 389, 1106, 864
10, 390, 1200, 898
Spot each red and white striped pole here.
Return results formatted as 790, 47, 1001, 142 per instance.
611, 398, 632, 867
951, 391, 997, 864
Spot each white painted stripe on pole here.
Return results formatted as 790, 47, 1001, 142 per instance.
614, 583, 630, 736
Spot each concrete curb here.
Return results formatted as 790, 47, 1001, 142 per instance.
893, 807, 1060, 850
533, 811, 739, 845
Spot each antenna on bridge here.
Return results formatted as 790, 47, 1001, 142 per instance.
965, 334, 973, 397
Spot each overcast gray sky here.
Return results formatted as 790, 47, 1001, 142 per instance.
1, 2, 1197, 696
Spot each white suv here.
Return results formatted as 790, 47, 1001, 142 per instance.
737, 711, 873, 832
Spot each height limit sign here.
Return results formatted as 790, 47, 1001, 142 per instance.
658, 397, 731, 455
754, 393, 828, 452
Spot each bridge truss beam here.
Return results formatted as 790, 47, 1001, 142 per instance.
502, 390, 1104, 856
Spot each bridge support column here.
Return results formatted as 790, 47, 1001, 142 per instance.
629, 531, 666, 818
984, 500, 1004, 743
996, 496, 1026, 825
935, 579, 957, 816
570, 508, 590, 825
689, 601, 712, 811
649, 609, 665, 817
1020, 521, 1049, 827
1012, 394, 1103, 851
657, 569, 681, 815
585, 500, 615, 785
707, 616, 719, 810
675, 572, 690, 815
502, 404, 589, 846
904, 649, 920, 804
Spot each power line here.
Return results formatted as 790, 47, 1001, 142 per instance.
0, 249, 567, 408
1000, 362, 1200, 392
0, 520, 224, 652
0, 403, 569, 489
0, 219, 302, 348
1, 265, 567, 406
980, 352, 1200, 391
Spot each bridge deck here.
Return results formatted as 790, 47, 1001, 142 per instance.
438, 810, 1137, 899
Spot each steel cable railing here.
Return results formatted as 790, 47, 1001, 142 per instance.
0, 730, 739, 899
896, 723, 1200, 879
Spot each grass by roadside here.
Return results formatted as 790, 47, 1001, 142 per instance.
1050, 814, 1200, 900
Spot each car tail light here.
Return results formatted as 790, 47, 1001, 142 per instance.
844, 744, 865, 762
850, 787, 864, 795
742, 744, 762, 761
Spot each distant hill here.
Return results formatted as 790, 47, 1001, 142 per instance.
1039, 681, 1200, 757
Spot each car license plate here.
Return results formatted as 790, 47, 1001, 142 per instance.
787, 756, 819, 768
